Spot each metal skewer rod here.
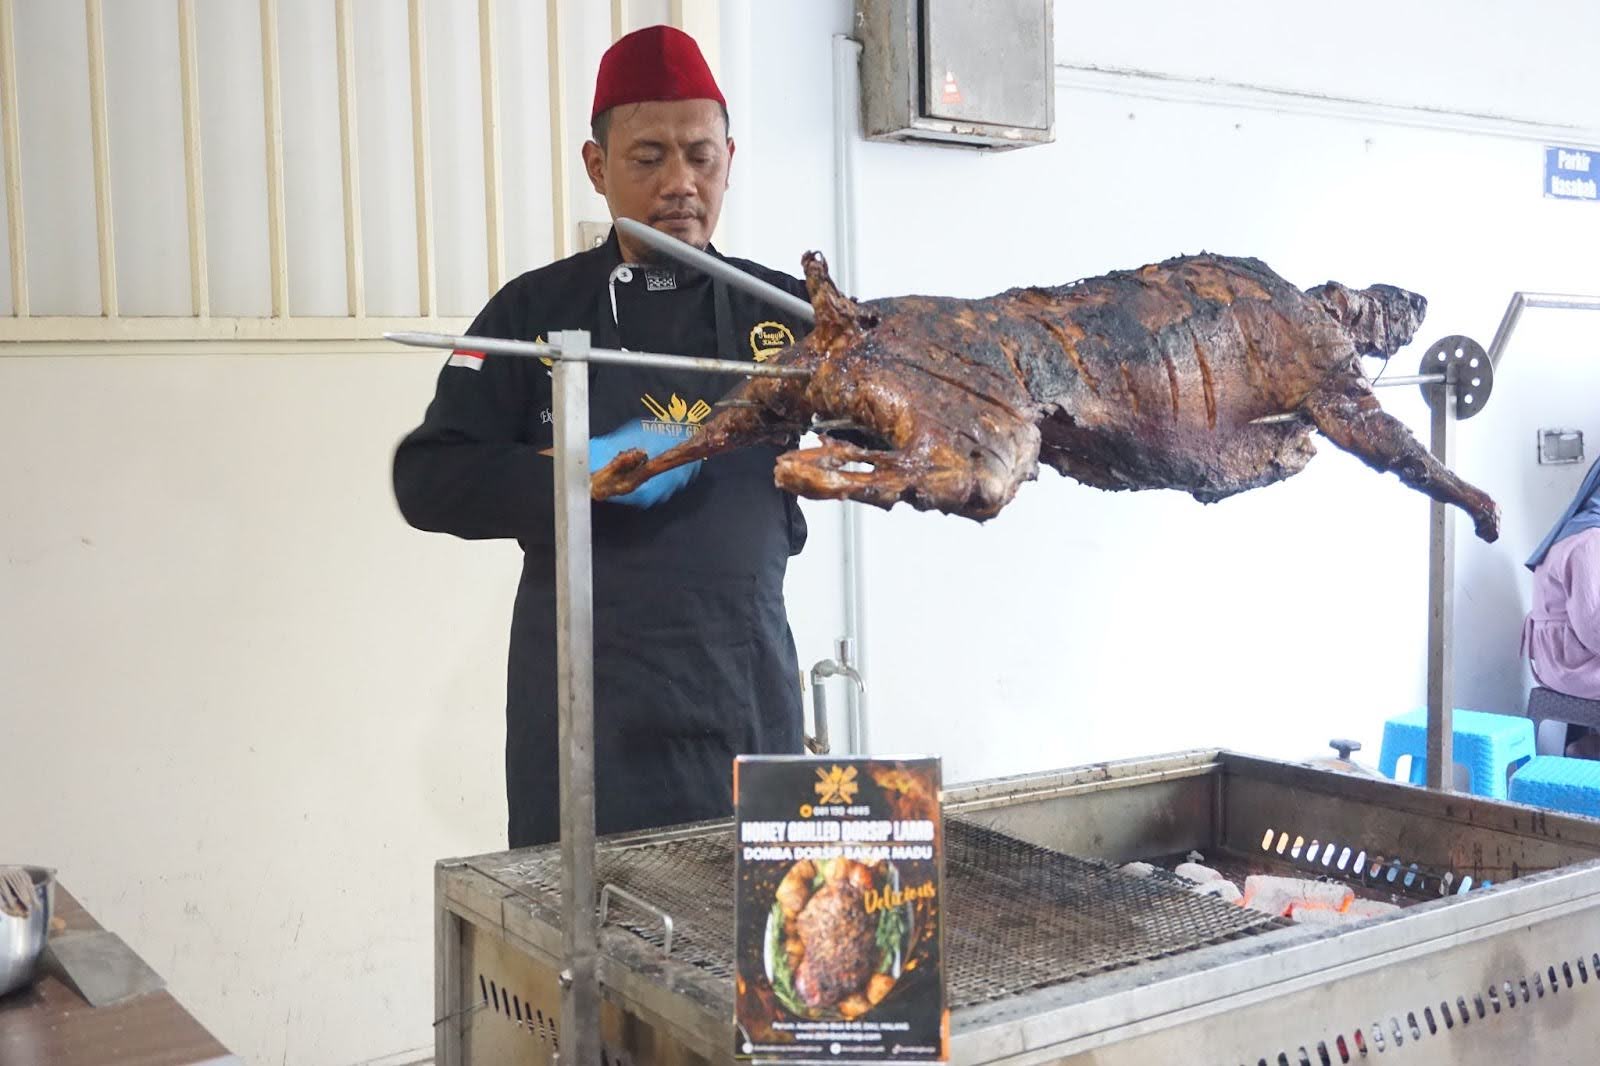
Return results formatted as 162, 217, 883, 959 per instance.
1372, 373, 1447, 387
614, 217, 817, 325
385, 330, 812, 379
1248, 372, 1451, 424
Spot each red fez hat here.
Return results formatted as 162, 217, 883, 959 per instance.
591, 25, 725, 121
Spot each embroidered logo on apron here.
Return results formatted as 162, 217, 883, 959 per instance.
749, 321, 796, 363
641, 392, 711, 438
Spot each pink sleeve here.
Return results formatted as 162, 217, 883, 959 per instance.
1565, 533, 1600, 654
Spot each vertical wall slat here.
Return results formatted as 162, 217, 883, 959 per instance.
668, 0, 719, 80
0, 0, 28, 316
259, 0, 288, 317
477, 0, 504, 293
546, 0, 569, 261
334, 0, 364, 317
407, 0, 435, 317
177, 0, 209, 317
610, 0, 625, 42
84, 0, 117, 317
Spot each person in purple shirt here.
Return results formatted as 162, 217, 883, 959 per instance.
1523, 456, 1600, 752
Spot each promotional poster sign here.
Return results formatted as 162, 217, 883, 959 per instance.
734, 756, 946, 1062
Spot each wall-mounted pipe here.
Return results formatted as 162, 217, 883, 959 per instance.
832, 34, 868, 754
808, 639, 864, 756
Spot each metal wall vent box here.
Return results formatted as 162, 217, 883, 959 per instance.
857, 0, 1055, 150
1539, 428, 1585, 465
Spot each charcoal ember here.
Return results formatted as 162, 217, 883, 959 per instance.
1345, 899, 1401, 919
1243, 875, 1354, 918
1174, 862, 1224, 884
1192, 879, 1242, 904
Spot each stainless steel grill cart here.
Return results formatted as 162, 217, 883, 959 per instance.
434, 748, 1600, 1065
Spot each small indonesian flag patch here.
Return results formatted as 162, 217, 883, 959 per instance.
448, 348, 485, 371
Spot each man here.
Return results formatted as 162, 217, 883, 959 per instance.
393, 26, 813, 848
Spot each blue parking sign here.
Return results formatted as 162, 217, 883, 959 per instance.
1547, 146, 1599, 201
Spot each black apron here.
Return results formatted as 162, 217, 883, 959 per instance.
505, 260, 804, 847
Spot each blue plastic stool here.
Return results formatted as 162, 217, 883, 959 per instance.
1378, 708, 1535, 799
1509, 756, 1600, 819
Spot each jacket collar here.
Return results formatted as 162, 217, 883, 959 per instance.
597, 225, 724, 276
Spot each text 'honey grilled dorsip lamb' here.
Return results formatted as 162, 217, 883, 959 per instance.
734, 756, 946, 1062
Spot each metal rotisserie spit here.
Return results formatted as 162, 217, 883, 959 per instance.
435, 749, 1600, 1065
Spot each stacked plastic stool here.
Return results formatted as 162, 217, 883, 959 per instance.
1377, 708, 1535, 799
1509, 757, 1600, 819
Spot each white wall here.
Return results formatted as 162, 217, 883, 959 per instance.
2, 350, 513, 1065
4, 2, 1600, 1064
1054, 0, 1600, 129
729, 0, 1600, 781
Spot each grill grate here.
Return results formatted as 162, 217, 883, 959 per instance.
481, 818, 1282, 1010
942, 821, 1282, 1006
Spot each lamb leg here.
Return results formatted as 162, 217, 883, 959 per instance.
774, 440, 928, 509
775, 419, 1039, 519
1301, 385, 1500, 541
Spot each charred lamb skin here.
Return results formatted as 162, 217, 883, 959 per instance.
793, 881, 877, 1008
590, 252, 1500, 542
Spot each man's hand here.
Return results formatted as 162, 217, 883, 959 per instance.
588, 420, 701, 507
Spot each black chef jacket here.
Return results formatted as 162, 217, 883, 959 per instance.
393, 231, 813, 848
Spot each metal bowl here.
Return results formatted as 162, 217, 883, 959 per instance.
0, 867, 56, 998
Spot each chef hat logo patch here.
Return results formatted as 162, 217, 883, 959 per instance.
750, 321, 796, 363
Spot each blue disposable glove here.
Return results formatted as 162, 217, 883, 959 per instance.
588, 419, 702, 508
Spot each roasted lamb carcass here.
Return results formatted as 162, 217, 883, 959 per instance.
592, 252, 1500, 541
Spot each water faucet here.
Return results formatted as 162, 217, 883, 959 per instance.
806, 638, 865, 755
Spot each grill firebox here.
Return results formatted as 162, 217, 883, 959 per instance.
435, 750, 1600, 1064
